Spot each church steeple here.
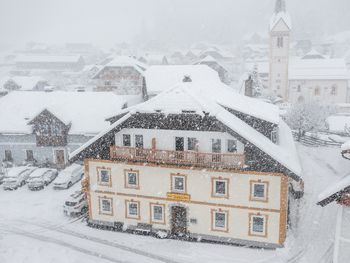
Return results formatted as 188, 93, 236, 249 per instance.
274, 0, 286, 13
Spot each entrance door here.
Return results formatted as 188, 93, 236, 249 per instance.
54, 150, 65, 167
171, 206, 187, 236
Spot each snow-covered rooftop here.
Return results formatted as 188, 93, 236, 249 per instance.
15, 55, 82, 64
289, 58, 349, 80
144, 65, 221, 95
0, 91, 126, 135
318, 173, 350, 204
70, 82, 300, 179
93, 56, 148, 78
342, 140, 350, 152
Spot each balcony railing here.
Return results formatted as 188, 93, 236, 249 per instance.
110, 146, 245, 169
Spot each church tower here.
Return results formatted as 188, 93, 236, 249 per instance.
269, 0, 291, 100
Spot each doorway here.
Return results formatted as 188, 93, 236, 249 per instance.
171, 206, 187, 236
54, 149, 65, 167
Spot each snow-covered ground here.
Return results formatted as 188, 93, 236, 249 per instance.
0, 145, 349, 263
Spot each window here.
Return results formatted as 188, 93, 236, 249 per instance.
99, 197, 113, 215
277, 36, 283, 48
250, 181, 268, 202
171, 174, 186, 193
150, 203, 165, 224
135, 135, 143, 148
271, 127, 278, 143
4, 150, 12, 162
124, 169, 139, 189
314, 87, 320, 96
26, 150, 34, 161
297, 85, 301, 92
187, 137, 197, 151
122, 134, 131, 147
211, 209, 228, 232
175, 137, 184, 151
249, 214, 267, 237
331, 85, 337, 95
51, 124, 62, 136
227, 139, 237, 153
211, 139, 221, 153
126, 200, 140, 219
104, 80, 111, 86
97, 167, 111, 186
212, 178, 229, 198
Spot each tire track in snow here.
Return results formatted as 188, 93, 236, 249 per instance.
6, 219, 181, 263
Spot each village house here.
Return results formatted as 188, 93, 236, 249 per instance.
144, 64, 222, 99
317, 141, 350, 263
194, 55, 232, 85
92, 56, 147, 97
0, 91, 127, 168
70, 77, 304, 248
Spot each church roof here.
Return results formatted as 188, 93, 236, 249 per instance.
269, 0, 291, 31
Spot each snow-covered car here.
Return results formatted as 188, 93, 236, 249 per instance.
63, 191, 88, 216
27, 168, 58, 190
53, 164, 83, 189
2, 166, 37, 190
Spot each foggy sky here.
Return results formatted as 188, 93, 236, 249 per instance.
0, 0, 349, 48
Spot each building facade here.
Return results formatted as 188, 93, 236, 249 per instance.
71, 81, 303, 248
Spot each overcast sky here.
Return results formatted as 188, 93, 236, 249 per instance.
0, 0, 349, 48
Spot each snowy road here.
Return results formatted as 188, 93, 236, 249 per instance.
1, 145, 349, 263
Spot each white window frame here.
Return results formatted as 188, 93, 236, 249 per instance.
212, 178, 229, 198
98, 168, 111, 186
99, 197, 113, 215
172, 175, 186, 193
212, 210, 228, 232
126, 201, 140, 219
250, 214, 267, 237
250, 181, 268, 202
150, 203, 165, 224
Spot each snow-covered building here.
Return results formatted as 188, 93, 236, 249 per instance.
93, 56, 147, 97
194, 55, 231, 85
144, 65, 221, 98
318, 142, 350, 263
288, 55, 349, 104
70, 78, 303, 248
14, 55, 85, 72
266, 0, 349, 104
0, 91, 127, 168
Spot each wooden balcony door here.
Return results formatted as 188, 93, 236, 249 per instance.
171, 206, 187, 236
211, 139, 222, 162
175, 137, 184, 159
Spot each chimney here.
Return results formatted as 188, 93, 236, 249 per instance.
183, 75, 192, 82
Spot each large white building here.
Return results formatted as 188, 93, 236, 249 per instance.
266, 0, 349, 104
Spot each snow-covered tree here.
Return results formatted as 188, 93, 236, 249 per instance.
244, 64, 263, 98
285, 102, 331, 140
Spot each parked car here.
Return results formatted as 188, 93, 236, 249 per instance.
27, 168, 58, 190
53, 164, 83, 189
63, 191, 88, 216
3, 166, 37, 190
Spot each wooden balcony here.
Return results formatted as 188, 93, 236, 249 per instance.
110, 146, 245, 169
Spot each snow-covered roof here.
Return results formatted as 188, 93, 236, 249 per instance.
94, 56, 148, 78
326, 114, 350, 133
269, 11, 292, 31
0, 91, 126, 135
0, 76, 46, 91
318, 173, 350, 205
144, 65, 221, 95
14, 55, 82, 64
302, 49, 326, 59
70, 82, 300, 179
341, 140, 350, 152
289, 58, 349, 80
